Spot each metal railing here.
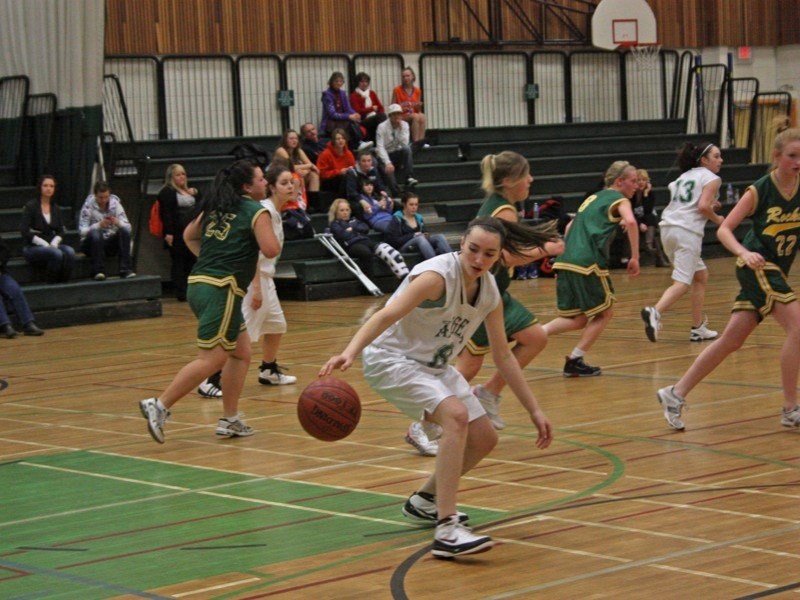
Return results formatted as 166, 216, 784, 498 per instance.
0, 75, 30, 177
104, 48, 692, 140
747, 92, 793, 163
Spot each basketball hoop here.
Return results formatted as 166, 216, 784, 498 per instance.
623, 42, 662, 70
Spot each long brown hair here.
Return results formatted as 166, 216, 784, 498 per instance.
464, 216, 559, 262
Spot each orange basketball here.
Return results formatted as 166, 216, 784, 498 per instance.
297, 377, 361, 441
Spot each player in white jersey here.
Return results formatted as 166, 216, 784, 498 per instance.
641, 142, 725, 342
242, 164, 298, 387
321, 217, 553, 559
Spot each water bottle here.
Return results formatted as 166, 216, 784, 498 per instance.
726, 183, 735, 205
533, 202, 540, 219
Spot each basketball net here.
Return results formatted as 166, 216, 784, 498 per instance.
625, 43, 661, 70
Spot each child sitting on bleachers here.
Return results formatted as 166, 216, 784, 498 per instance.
328, 198, 408, 279
357, 180, 395, 234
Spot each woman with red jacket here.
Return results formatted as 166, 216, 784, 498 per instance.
316, 128, 356, 196
350, 72, 387, 143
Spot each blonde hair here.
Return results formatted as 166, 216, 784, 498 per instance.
328, 198, 350, 223
771, 116, 800, 170
636, 168, 650, 181
164, 163, 186, 189
480, 151, 530, 197
604, 161, 635, 187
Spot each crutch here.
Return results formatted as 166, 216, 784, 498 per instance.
315, 233, 384, 297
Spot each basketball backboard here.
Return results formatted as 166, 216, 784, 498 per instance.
591, 0, 658, 50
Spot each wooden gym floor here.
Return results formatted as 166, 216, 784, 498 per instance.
2, 255, 800, 599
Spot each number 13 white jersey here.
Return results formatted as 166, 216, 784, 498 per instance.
662, 166, 720, 236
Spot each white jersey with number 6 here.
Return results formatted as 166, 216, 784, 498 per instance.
367, 252, 500, 370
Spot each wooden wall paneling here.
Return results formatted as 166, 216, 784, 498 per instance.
106, 0, 158, 55
776, 0, 800, 45
104, 0, 799, 55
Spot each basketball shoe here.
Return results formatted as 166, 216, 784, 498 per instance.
216, 415, 255, 438
258, 361, 297, 385
781, 406, 800, 428
198, 379, 222, 398
404, 421, 439, 456
690, 318, 718, 342
139, 398, 170, 444
641, 306, 661, 342
402, 491, 468, 526
657, 386, 686, 431
432, 515, 493, 559
563, 355, 601, 377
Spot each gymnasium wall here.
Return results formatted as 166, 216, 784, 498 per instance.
105, 0, 800, 55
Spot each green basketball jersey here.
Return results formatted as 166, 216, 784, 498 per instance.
741, 171, 800, 275
190, 197, 267, 294
477, 193, 516, 294
554, 188, 627, 273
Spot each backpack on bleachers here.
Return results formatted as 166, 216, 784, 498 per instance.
148, 200, 163, 237
230, 142, 270, 170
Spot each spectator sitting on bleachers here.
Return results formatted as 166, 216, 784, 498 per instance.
356, 179, 395, 234
386, 191, 450, 260
300, 122, 327, 165
631, 168, 668, 267
350, 71, 387, 142
320, 71, 372, 154
78, 181, 135, 281
391, 67, 428, 147
274, 128, 320, 211
376, 104, 418, 195
317, 128, 356, 197
20, 174, 75, 283
345, 150, 390, 211
273, 157, 314, 241
0, 237, 44, 338
328, 198, 408, 279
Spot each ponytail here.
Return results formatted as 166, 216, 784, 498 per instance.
770, 116, 800, 171
464, 216, 560, 262
480, 151, 530, 197
203, 159, 258, 221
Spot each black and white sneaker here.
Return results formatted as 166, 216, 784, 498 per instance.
198, 379, 222, 398
563, 356, 602, 377
432, 515, 493, 559
258, 361, 297, 385
402, 492, 468, 526
641, 306, 661, 342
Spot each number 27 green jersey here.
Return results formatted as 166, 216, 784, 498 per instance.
741, 171, 800, 275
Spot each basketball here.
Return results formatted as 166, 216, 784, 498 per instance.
297, 377, 361, 441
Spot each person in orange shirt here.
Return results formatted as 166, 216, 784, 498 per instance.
392, 67, 428, 146
317, 128, 356, 196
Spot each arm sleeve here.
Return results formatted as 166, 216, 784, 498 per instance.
77, 199, 94, 238
20, 203, 35, 243
158, 187, 178, 236
113, 196, 132, 232
317, 151, 338, 180
322, 90, 352, 121
350, 92, 368, 118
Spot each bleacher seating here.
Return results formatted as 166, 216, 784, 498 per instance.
0, 178, 161, 329
125, 119, 767, 302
